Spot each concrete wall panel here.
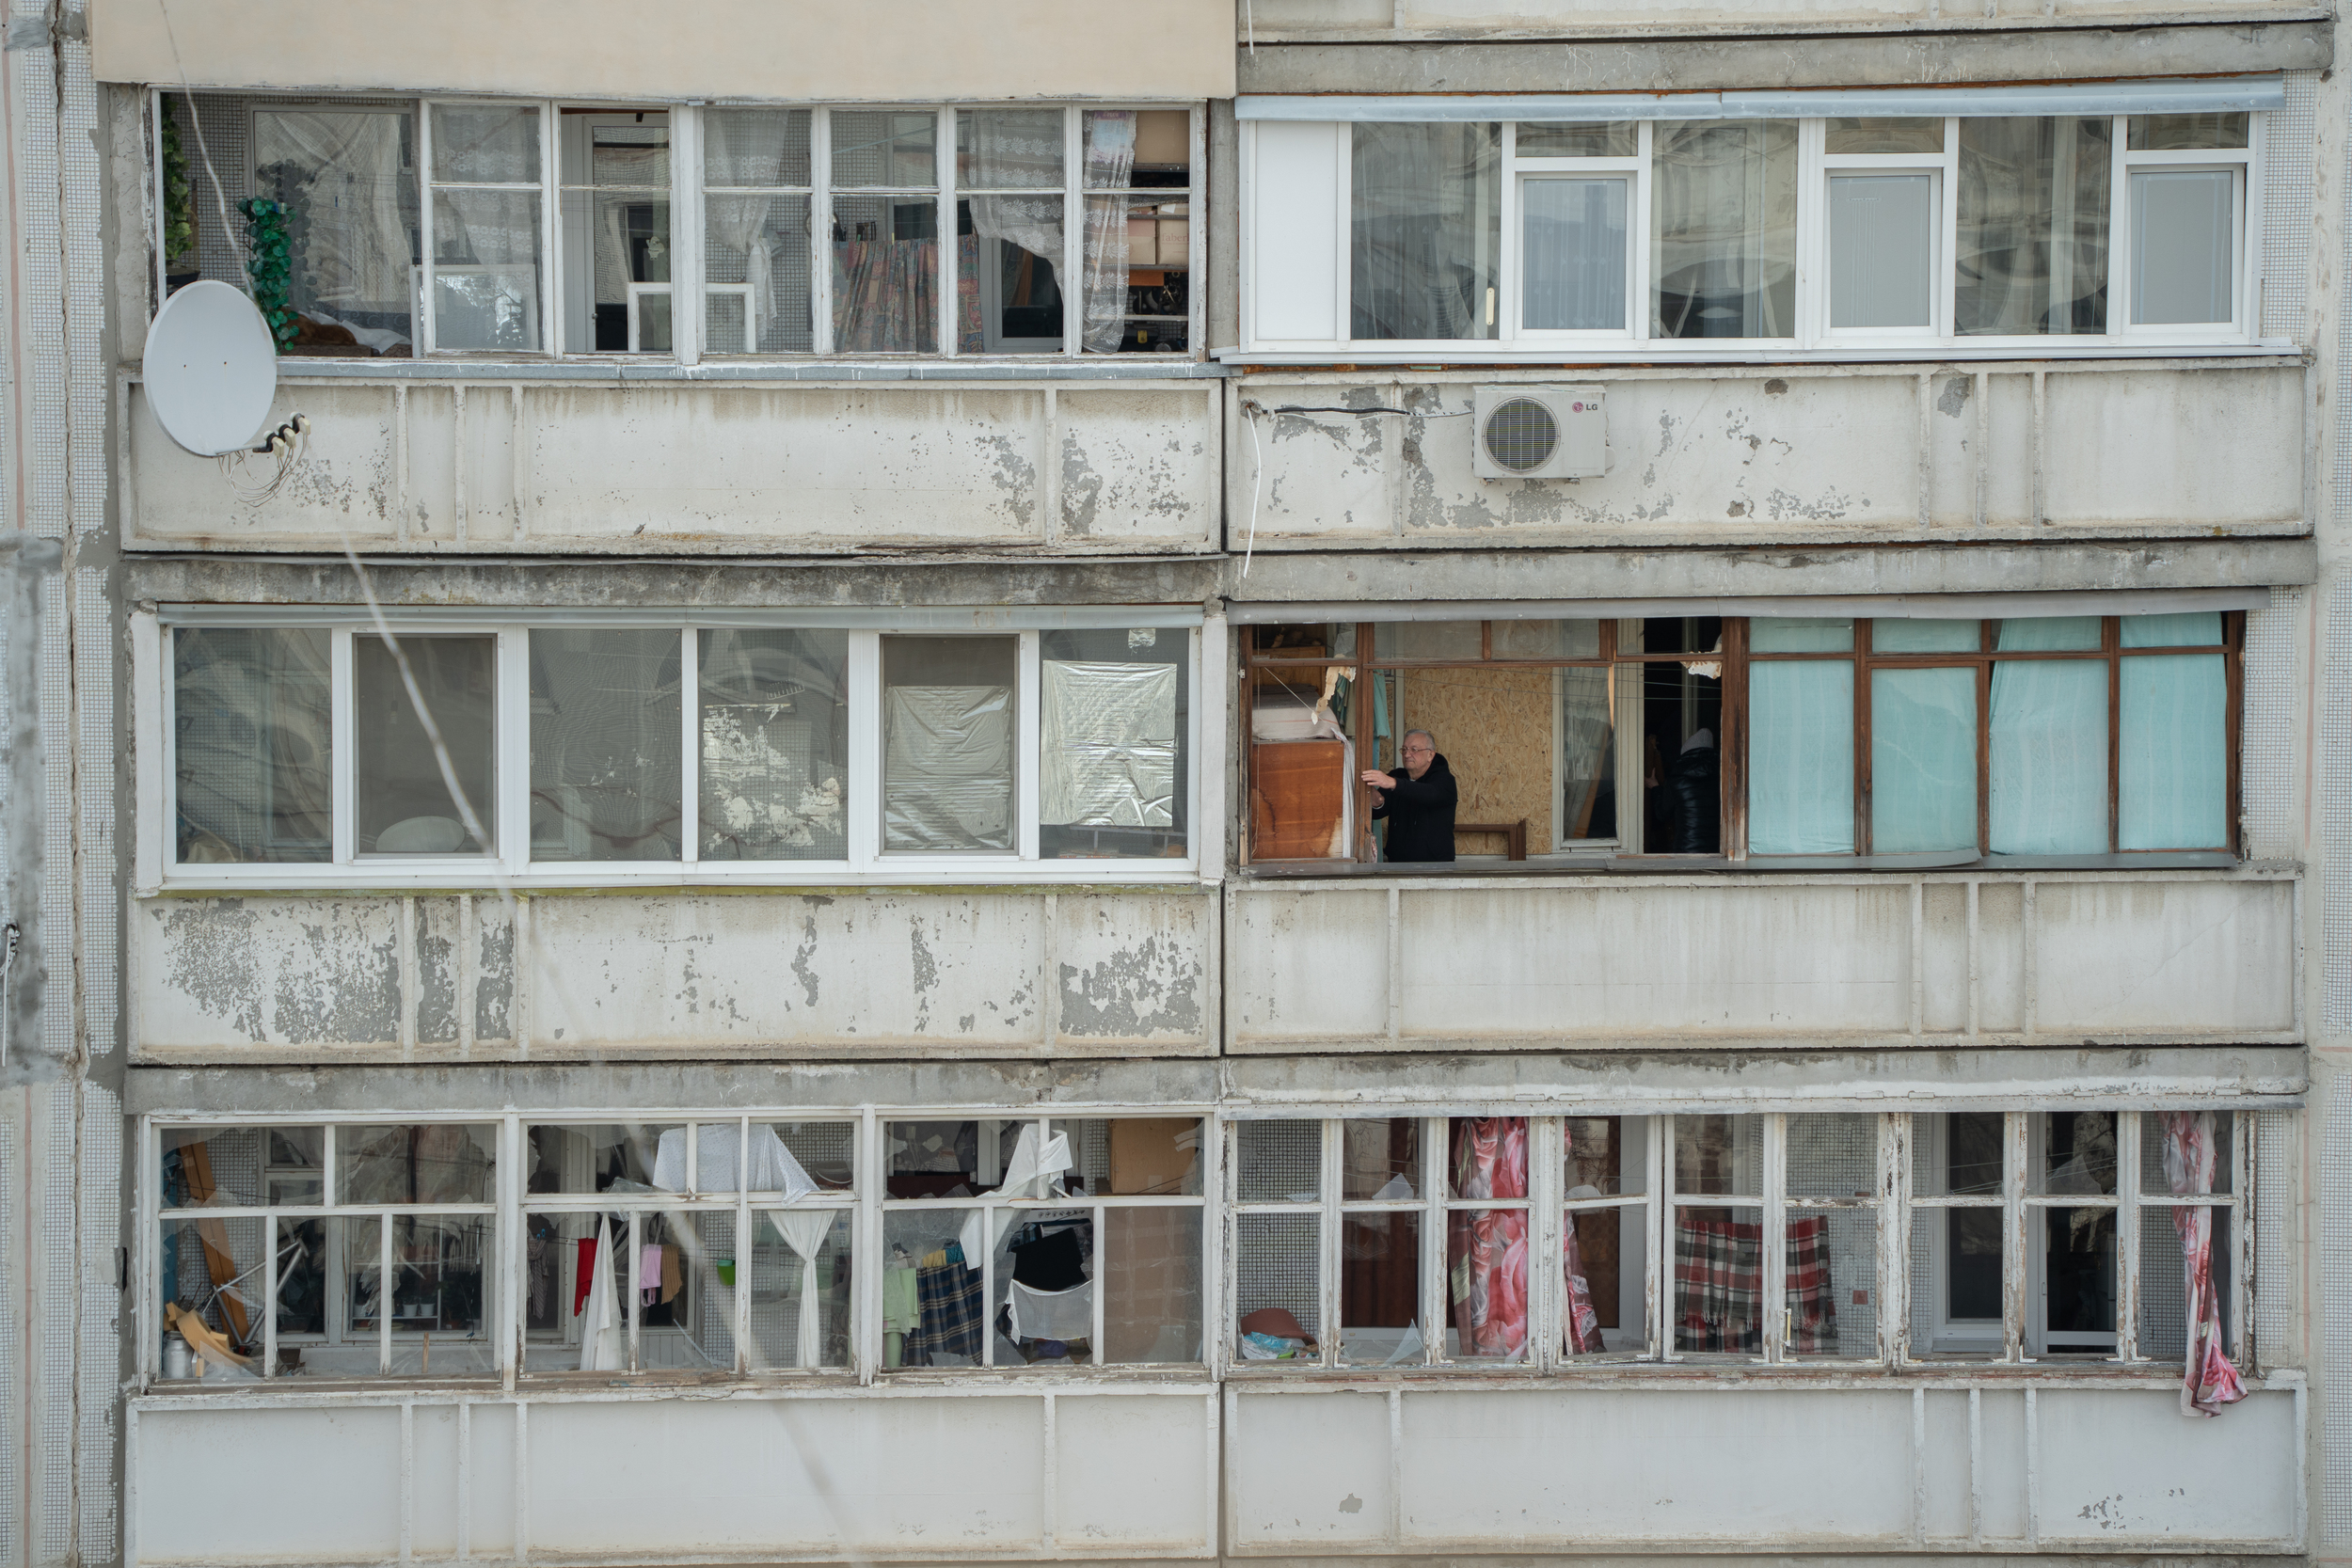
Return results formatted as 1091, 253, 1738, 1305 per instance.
125, 378, 1223, 556
133, 890, 1217, 1060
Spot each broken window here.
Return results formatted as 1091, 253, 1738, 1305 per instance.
155, 1123, 497, 1380
162, 618, 1191, 880
882, 1117, 1205, 1370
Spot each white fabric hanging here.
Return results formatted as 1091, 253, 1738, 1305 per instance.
701, 115, 783, 343
1008, 1277, 1094, 1340
961, 1122, 1074, 1269
653, 1126, 831, 1368
578, 1215, 624, 1371
768, 1205, 834, 1370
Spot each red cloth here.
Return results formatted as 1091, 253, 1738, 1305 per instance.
2161, 1111, 2247, 1418
573, 1237, 597, 1316
1449, 1117, 1531, 1359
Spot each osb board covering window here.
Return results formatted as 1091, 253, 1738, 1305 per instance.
1395, 666, 1554, 848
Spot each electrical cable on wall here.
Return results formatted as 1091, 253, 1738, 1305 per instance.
1238, 399, 1472, 577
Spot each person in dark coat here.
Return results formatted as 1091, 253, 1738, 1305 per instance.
1362, 729, 1457, 863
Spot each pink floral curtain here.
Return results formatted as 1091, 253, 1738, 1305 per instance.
1449, 1117, 1531, 1358
2161, 1111, 2246, 1418
832, 238, 937, 353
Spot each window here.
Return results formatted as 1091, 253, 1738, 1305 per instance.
1260, 108, 2262, 353
154, 1122, 498, 1379
1242, 612, 2239, 866
155, 93, 1198, 360
882, 1117, 1207, 1370
158, 617, 1194, 882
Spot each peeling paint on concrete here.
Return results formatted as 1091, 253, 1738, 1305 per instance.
1059, 934, 1205, 1037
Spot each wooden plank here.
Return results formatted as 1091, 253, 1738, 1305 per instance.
179, 1140, 255, 1348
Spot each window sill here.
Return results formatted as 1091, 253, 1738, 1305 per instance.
1239, 852, 2259, 879
1217, 342, 2299, 369
147, 867, 1211, 896
131, 356, 1233, 386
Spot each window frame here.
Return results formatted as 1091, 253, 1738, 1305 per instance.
1248, 109, 2268, 358
151, 91, 1204, 364
151, 611, 1202, 889
1239, 613, 2242, 869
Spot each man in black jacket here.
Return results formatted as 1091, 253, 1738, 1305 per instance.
1362, 729, 1457, 863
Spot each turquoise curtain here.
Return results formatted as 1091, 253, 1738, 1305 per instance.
1750, 660, 1853, 853
1989, 659, 2106, 852
2121, 611, 2223, 648
1996, 616, 2101, 652
2120, 653, 2226, 848
1752, 617, 1852, 653
1871, 619, 1979, 654
1871, 666, 1978, 852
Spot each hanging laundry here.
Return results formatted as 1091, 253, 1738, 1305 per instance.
883, 1253, 920, 1369
573, 1236, 598, 1316
640, 1243, 663, 1307
660, 1243, 682, 1306
910, 1243, 982, 1365
1009, 1225, 1088, 1291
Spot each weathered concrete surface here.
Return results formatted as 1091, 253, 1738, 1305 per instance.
125, 376, 1222, 556
1226, 871, 2298, 1052
1235, 21, 2330, 71
1228, 365, 2309, 549
1228, 1385, 2299, 1552
131, 890, 1216, 1061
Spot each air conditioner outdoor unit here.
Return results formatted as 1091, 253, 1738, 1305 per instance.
1472, 385, 1608, 481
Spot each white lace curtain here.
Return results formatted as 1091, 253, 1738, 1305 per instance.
965, 110, 1134, 353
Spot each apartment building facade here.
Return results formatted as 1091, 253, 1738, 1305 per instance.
0, 0, 2342, 1563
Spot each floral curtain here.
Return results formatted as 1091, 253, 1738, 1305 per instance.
2161, 1111, 2247, 1417
1449, 1117, 1530, 1358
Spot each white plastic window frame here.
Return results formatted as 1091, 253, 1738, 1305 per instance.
145, 612, 1204, 890
1902, 1109, 2254, 1365
141, 1116, 506, 1383
1264, 111, 2267, 358
519, 1118, 860, 1377
876, 1113, 1216, 1374
1803, 119, 1953, 344
1502, 121, 1646, 345
1225, 1109, 2254, 1375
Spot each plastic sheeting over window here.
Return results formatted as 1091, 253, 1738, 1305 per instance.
1041, 660, 1177, 831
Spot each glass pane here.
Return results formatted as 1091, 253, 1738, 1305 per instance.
1639, 656, 1724, 855
1989, 658, 2107, 853
1102, 1208, 1203, 1364
1651, 119, 1797, 340
961, 219, 1065, 352
1522, 176, 1629, 331
564, 114, 668, 188
2145, 1110, 2233, 1196
380, 1214, 492, 1337
1351, 122, 1502, 341
1565, 1116, 1644, 1354
704, 193, 812, 353
1341, 1211, 1422, 1365
1749, 660, 1855, 854
1375, 621, 1481, 661
161, 1126, 271, 1209
1751, 616, 1853, 653
2036, 1112, 2119, 1196
173, 627, 331, 863
2119, 652, 2226, 848
525, 1123, 677, 1194
1559, 665, 1617, 843
832, 195, 938, 352
521, 1208, 739, 1372
274, 1215, 326, 1342
1829, 173, 1933, 328
1871, 665, 1979, 853
252, 109, 420, 353
431, 190, 544, 350
1236, 1212, 1322, 1362
1826, 117, 1946, 155
1789, 1209, 1877, 1357
1103, 193, 1190, 354
1516, 121, 1637, 157
355, 634, 496, 855
1337, 1117, 1419, 1200
2043, 1206, 2117, 1342
342, 1212, 385, 1339
1941, 1110, 2006, 1196
959, 109, 1064, 188
704, 107, 810, 187
1236, 1120, 1321, 1202
562, 190, 671, 353
2131, 169, 2235, 325
262, 1127, 326, 1206
882, 635, 1015, 852
2122, 611, 2223, 648
338, 1123, 497, 1204
1083, 109, 1141, 189
832, 111, 936, 188
1788, 1113, 1878, 1198
1956, 117, 2110, 336
885, 1118, 995, 1194
1675, 1115, 1763, 1197
698, 628, 849, 861
1873, 619, 1981, 653
1492, 619, 1600, 658
1040, 627, 1188, 860
432, 104, 539, 183
2128, 113, 2249, 151
2139, 1205, 2229, 1360
529, 629, 683, 862
1123, 110, 1190, 188
744, 1209, 854, 1370
1673, 1206, 1761, 1352
1077, 1117, 1204, 1196
1997, 615, 2102, 651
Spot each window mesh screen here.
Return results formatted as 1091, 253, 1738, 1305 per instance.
1236, 1120, 1319, 1202
2254, 1108, 2293, 1366
1235, 1212, 1320, 1337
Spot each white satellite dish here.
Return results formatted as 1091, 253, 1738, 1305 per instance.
142, 279, 278, 457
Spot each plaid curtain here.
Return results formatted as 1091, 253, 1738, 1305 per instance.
1674, 1215, 1838, 1354
907, 1243, 982, 1365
